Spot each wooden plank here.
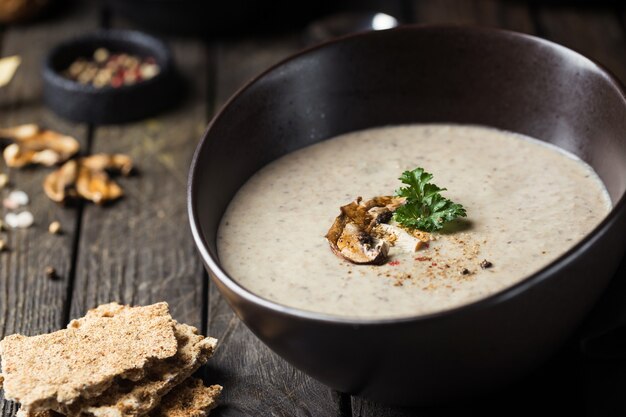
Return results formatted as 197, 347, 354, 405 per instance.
536, 5, 626, 83
0, 3, 96, 417
414, 0, 534, 33
68, 33, 209, 330
206, 35, 343, 417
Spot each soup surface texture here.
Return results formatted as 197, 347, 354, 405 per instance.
217, 125, 611, 319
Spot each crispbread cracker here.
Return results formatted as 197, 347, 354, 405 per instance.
16, 411, 62, 417
0, 302, 178, 414
18, 378, 222, 417
70, 323, 217, 417
151, 378, 222, 417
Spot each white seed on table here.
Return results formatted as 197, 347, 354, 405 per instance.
3, 198, 19, 210
5, 211, 34, 229
0, 173, 8, 189
8, 190, 29, 206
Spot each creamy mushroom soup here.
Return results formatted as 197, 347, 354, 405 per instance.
217, 125, 611, 319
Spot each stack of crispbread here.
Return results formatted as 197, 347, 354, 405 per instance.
0, 302, 222, 417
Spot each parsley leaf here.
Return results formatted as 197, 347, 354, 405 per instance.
392, 167, 466, 232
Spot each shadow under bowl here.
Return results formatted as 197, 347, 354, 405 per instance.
43, 29, 180, 125
188, 25, 626, 405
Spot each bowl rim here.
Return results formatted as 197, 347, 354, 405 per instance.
188, 23, 626, 325
42, 28, 173, 94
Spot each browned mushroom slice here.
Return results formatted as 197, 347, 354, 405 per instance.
0, 123, 39, 139
75, 165, 124, 205
81, 153, 133, 176
326, 196, 405, 265
367, 206, 393, 228
326, 213, 388, 265
336, 222, 389, 264
43, 159, 79, 203
3, 145, 39, 167
43, 154, 132, 204
375, 223, 430, 253
0, 124, 80, 167
338, 196, 405, 231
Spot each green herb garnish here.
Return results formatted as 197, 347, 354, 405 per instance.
393, 167, 466, 232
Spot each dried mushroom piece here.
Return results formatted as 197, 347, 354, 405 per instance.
81, 153, 133, 176
326, 196, 433, 265
76, 165, 124, 204
326, 196, 405, 265
375, 223, 430, 253
0, 55, 21, 87
336, 222, 389, 265
0, 0, 49, 24
43, 154, 133, 205
0, 124, 80, 168
43, 159, 78, 203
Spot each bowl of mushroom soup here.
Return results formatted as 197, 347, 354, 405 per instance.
188, 25, 626, 404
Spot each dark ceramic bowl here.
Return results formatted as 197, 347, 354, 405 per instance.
43, 30, 179, 124
188, 25, 626, 405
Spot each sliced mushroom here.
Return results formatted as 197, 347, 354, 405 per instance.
43, 159, 79, 203
326, 196, 403, 265
326, 195, 432, 265
0, 123, 38, 139
0, 124, 80, 167
375, 223, 429, 253
81, 153, 133, 176
75, 165, 124, 205
336, 222, 389, 265
43, 154, 132, 204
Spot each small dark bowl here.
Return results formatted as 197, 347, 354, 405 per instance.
188, 25, 626, 405
43, 30, 179, 124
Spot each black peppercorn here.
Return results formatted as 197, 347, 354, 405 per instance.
480, 259, 493, 269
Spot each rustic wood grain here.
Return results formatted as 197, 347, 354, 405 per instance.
413, 0, 533, 32
536, 5, 626, 83
0, 2, 95, 417
68, 34, 209, 329
206, 34, 343, 417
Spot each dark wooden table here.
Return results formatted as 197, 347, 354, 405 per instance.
2, 1, 626, 416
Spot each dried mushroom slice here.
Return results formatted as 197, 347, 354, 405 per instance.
326, 196, 404, 265
76, 165, 124, 205
326, 195, 432, 265
43, 154, 133, 204
0, 124, 80, 167
0, 124, 38, 139
335, 222, 389, 265
375, 223, 430, 253
81, 153, 133, 176
43, 159, 78, 203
